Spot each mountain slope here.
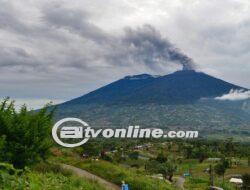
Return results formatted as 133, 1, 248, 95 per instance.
54, 70, 250, 138
62, 70, 245, 105
64, 74, 157, 105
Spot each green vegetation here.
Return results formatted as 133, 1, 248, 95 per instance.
49, 137, 249, 190
0, 98, 53, 168
0, 162, 106, 190
214, 158, 230, 183
145, 154, 177, 182
0, 99, 108, 189
75, 160, 175, 190
0, 99, 249, 189
55, 101, 250, 140
242, 173, 250, 190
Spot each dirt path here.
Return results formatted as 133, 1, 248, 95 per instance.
61, 164, 120, 190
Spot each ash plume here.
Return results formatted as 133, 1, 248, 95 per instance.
2, 1, 196, 75
121, 25, 196, 71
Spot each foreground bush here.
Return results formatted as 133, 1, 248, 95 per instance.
0, 98, 53, 168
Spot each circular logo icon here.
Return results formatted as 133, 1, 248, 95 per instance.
52, 118, 89, 147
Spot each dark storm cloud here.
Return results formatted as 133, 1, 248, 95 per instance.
0, 2, 26, 33
0, 47, 32, 68
43, 5, 109, 43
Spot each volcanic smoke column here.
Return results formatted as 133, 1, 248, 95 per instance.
168, 47, 195, 70
122, 25, 196, 71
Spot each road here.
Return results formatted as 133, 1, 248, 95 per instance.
61, 164, 120, 190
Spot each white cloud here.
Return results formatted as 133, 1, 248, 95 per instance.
215, 89, 250, 101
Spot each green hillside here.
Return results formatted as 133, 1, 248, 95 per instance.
55, 99, 250, 140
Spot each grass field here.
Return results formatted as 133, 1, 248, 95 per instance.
75, 159, 176, 190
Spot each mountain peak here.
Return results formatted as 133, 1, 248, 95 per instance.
124, 74, 160, 80
173, 69, 199, 75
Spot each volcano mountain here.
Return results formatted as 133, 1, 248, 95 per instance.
54, 70, 250, 139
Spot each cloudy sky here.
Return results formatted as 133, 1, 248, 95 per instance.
1, 0, 250, 109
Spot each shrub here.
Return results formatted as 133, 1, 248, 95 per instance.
32, 162, 72, 177
0, 98, 54, 168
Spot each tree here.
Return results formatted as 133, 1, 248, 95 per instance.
219, 138, 235, 157
242, 173, 250, 190
164, 160, 177, 182
156, 152, 167, 163
82, 141, 101, 157
193, 146, 209, 163
214, 163, 226, 183
145, 158, 177, 182
0, 98, 53, 168
0, 136, 5, 150
183, 144, 193, 159
0, 136, 6, 161
145, 159, 162, 174
101, 152, 113, 162
221, 157, 230, 168
113, 148, 125, 163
